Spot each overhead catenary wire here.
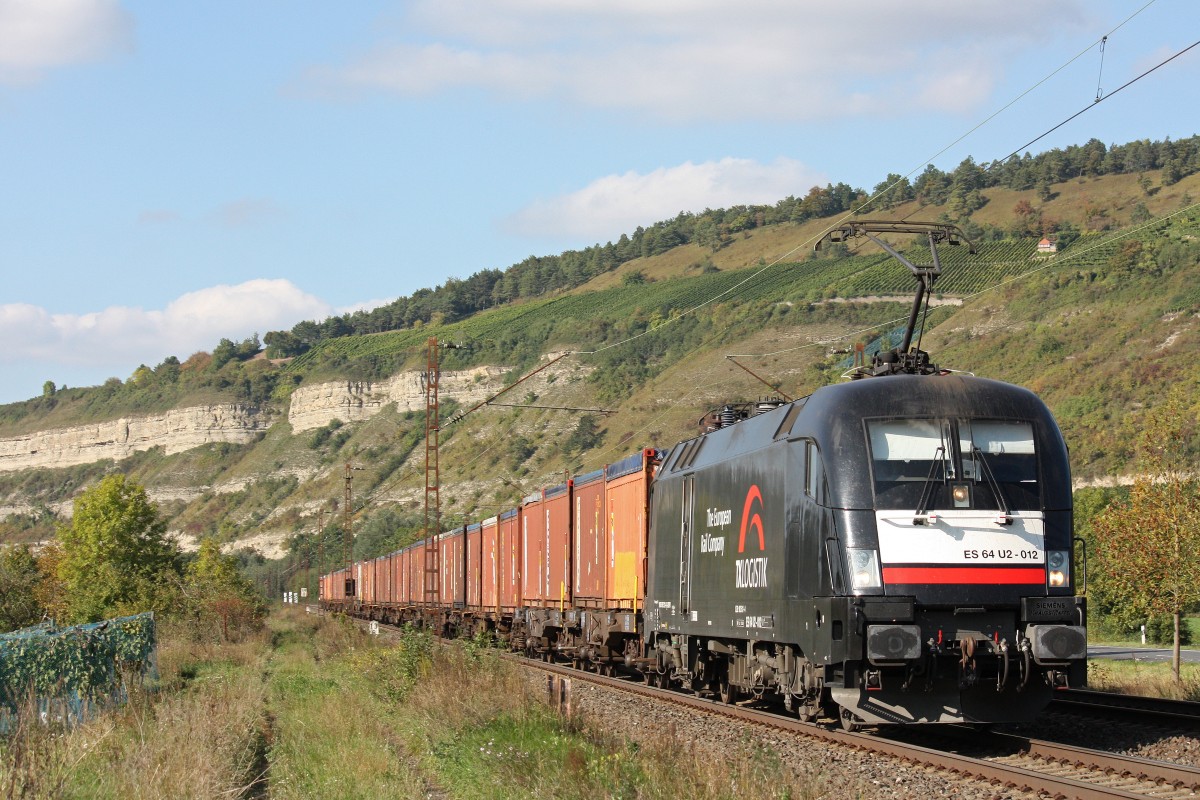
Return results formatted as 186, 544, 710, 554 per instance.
326, 1, 1176, 521
570, 1, 1162, 360
991, 36, 1200, 168
728, 200, 1200, 361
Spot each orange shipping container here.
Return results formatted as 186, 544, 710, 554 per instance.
409, 541, 426, 604
544, 483, 572, 609
440, 527, 466, 608
480, 516, 499, 611
466, 522, 483, 609
399, 546, 413, 605
520, 492, 544, 607
572, 469, 606, 606
499, 509, 521, 611
605, 449, 655, 611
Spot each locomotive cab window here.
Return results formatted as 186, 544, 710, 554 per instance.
867, 418, 1040, 511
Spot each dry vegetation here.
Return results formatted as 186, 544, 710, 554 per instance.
1, 608, 829, 799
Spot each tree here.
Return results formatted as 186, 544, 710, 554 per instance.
211, 337, 237, 370
185, 538, 266, 641
41, 380, 55, 398
55, 474, 183, 623
1093, 390, 1200, 679
0, 545, 45, 632
564, 415, 603, 455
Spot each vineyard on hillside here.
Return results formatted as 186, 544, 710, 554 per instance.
284, 235, 1069, 377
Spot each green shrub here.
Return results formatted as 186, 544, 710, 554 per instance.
1146, 615, 1193, 646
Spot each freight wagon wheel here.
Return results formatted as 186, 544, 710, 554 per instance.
655, 671, 670, 689
718, 680, 738, 704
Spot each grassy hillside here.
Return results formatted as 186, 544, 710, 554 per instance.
2, 166, 1200, 565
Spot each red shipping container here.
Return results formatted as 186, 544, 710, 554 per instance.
605, 449, 655, 611
499, 509, 521, 611
387, 551, 400, 605
480, 516, 499, 611
385, 552, 398, 605
572, 469, 606, 607
520, 492, 544, 607
439, 527, 466, 608
409, 540, 426, 604
466, 522, 483, 609
544, 483, 572, 609
390, 551, 400, 605
398, 546, 411, 605
361, 558, 376, 605
334, 566, 351, 602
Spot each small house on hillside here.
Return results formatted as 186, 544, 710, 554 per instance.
1037, 237, 1057, 254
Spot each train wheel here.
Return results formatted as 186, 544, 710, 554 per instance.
655, 671, 670, 689
839, 707, 862, 733
718, 680, 737, 704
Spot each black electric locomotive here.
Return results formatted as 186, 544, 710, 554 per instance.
642, 222, 1086, 727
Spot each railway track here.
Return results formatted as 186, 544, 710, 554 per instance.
523, 658, 1200, 800
349, 615, 1200, 798
1050, 689, 1200, 729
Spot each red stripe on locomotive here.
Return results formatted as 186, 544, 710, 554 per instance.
882, 565, 1044, 584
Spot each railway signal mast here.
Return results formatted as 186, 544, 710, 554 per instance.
422, 336, 459, 606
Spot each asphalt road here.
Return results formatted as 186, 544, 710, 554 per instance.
1089, 645, 1200, 663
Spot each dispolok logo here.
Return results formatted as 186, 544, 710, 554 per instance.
735, 485, 768, 588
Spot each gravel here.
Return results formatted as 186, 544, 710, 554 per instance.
1017, 711, 1200, 768
530, 672, 1050, 800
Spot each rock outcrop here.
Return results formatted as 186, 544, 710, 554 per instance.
287, 365, 513, 432
0, 404, 273, 473
0, 358, 580, 473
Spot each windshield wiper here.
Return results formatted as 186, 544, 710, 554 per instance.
914, 445, 946, 520
972, 446, 1012, 520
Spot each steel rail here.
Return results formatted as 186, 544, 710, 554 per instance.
1050, 688, 1200, 728
521, 658, 1200, 800
337, 614, 1200, 799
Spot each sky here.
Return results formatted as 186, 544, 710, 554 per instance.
1, 0, 1198, 405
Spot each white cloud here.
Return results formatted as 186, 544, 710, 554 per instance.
0, 0, 133, 84
311, 0, 1087, 122
506, 156, 825, 240
0, 279, 333, 370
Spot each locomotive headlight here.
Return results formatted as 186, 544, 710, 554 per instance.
847, 548, 882, 591
1047, 550, 1069, 588
951, 484, 970, 508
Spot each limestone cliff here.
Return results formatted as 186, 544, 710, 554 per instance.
0, 404, 273, 473
0, 361, 569, 474
286, 365, 514, 432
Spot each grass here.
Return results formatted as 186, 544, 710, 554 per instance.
264, 614, 428, 799
1, 609, 831, 798
1, 626, 271, 799
1087, 659, 1200, 701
